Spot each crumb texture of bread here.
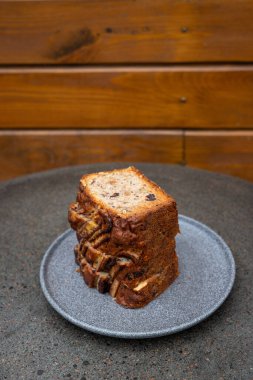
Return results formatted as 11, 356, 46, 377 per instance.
82, 166, 175, 216
68, 166, 179, 309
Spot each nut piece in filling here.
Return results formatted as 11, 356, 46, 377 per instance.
68, 166, 179, 308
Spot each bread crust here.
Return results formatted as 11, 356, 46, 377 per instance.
68, 167, 179, 308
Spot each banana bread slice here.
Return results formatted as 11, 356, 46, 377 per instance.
68, 166, 179, 308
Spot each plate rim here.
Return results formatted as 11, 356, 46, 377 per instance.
39, 215, 236, 339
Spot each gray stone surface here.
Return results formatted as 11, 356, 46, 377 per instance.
0, 163, 252, 380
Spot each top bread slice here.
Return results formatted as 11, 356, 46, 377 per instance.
78, 166, 176, 218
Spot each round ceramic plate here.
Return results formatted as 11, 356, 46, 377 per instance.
40, 215, 235, 339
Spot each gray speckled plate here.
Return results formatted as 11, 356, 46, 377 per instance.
40, 215, 235, 339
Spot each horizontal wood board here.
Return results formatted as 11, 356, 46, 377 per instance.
1, 0, 253, 64
1, 67, 253, 129
0, 130, 253, 181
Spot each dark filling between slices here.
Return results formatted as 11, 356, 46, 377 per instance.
70, 202, 144, 295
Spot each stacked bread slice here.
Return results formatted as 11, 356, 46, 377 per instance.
68, 166, 179, 308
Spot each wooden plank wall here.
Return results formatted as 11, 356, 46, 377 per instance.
0, 0, 253, 181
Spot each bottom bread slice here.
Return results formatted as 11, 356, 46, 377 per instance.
114, 251, 179, 308
76, 244, 179, 308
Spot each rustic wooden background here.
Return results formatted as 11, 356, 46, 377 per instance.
1, 0, 253, 181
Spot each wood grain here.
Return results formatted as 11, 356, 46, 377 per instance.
1, 0, 253, 64
0, 130, 183, 180
185, 131, 253, 182
1, 66, 253, 129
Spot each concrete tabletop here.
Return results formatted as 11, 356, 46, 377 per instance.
0, 163, 252, 380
